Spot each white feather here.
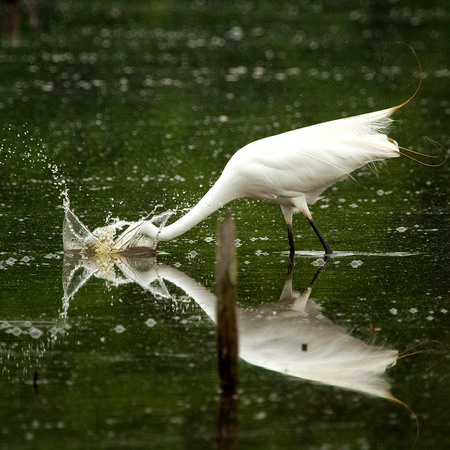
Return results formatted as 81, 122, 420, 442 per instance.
100, 104, 402, 252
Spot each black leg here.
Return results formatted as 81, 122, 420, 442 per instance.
287, 223, 295, 257
307, 217, 333, 255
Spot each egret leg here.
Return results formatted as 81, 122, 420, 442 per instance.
307, 217, 333, 255
281, 206, 296, 257
287, 223, 295, 257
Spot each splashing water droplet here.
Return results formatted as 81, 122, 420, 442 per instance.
3, 124, 71, 202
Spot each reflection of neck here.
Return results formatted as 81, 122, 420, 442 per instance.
158, 266, 217, 321
158, 176, 236, 241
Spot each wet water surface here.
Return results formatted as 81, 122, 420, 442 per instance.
1, 1, 449, 449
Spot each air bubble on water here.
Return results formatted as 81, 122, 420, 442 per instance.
145, 318, 156, 328
254, 411, 267, 420
50, 326, 63, 336
29, 327, 43, 339
312, 258, 325, 267
350, 260, 363, 268
114, 325, 126, 333
44, 253, 60, 259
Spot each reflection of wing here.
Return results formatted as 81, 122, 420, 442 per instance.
62, 253, 398, 399
157, 267, 398, 399
238, 293, 397, 398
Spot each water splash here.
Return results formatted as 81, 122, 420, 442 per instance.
2, 124, 71, 207
62, 200, 171, 255
61, 246, 171, 317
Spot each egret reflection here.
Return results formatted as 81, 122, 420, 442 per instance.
62, 252, 398, 400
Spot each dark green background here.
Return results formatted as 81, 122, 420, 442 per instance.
1, 1, 448, 448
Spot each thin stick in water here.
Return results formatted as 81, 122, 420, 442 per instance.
216, 209, 238, 394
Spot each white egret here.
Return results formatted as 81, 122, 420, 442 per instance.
113, 55, 439, 255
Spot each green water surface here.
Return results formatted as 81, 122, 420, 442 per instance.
1, 1, 449, 449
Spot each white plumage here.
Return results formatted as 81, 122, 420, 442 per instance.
114, 104, 403, 255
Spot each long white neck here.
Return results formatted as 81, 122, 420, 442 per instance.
142, 173, 237, 242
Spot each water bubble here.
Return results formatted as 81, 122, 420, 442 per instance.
226, 26, 244, 41
114, 325, 126, 333
396, 227, 407, 233
10, 327, 22, 336
49, 327, 57, 336
145, 318, 156, 328
24, 432, 34, 441
312, 258, 326, 267
29, 327, 43, 339
350, 260, 363, 268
